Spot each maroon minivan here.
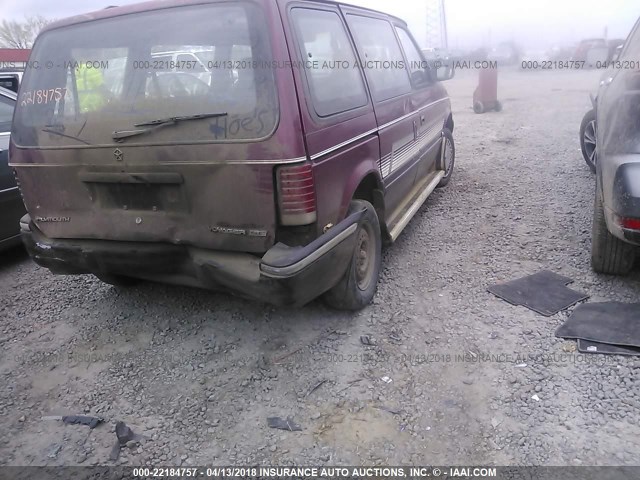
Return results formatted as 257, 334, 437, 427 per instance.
11, 0, 455, 309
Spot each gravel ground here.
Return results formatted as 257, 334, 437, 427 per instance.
1, 68, 639, 467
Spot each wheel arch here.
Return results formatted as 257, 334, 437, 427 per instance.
444, 113, 454, 133
347, 170, 389, 241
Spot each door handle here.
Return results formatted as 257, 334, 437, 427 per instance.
420, 115, 426, 124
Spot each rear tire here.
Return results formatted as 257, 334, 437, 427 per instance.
591, 191, 635, 275
580, 109, 597, 174
324, 200, 382, 311
473, 101, 485, 114
95, 273, 139, 287
437, 128, 455, 188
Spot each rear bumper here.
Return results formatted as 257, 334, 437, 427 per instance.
602, 157, 640, 245
20, 211, 363, 307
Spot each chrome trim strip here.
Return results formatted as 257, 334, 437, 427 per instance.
9, 164, 77, 167
260, 223, 358, 278
11, 156, 310, 167
379, 124, 441, 179
309, 128, 378, 161
389, 171, 444, 242
160, 156, 308, 165
380, 155, 391, 178
0, 186, 19, 194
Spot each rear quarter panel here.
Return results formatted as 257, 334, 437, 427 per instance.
277, 0, 382, 232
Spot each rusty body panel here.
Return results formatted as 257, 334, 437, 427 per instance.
12, 144, 302, 253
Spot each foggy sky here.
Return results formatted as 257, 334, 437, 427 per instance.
1, 0, 638, 50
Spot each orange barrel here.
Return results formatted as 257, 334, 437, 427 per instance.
473, 67, 501, 114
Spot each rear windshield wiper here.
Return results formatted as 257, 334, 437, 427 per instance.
112, 112, 228, 142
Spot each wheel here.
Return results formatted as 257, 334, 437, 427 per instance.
95, 273, 139, 287
473, 101, 484, 114
580, 109, 597, 173
494, 100, 503, 112
324, 200, 382, 310
436, 128, 455, 188
591, 190, 635, 275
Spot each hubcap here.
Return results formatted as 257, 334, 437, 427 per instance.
355, 226, 374, 291
584, 120, 597, 166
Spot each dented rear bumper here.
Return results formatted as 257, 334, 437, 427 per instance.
20, 211, 362, 307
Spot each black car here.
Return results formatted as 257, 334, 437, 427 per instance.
589, 17, 640, 274
0, 86, 25, 250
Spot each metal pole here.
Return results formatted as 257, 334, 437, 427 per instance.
441, 0, 448, 49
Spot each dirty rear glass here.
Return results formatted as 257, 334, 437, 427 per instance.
12, 2, 278, 147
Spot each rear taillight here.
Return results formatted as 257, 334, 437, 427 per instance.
276, 163, 317, 226
617, 216, 640, 231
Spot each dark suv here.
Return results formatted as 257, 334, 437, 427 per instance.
11, 0, 455, 309
590, 17, 640, 274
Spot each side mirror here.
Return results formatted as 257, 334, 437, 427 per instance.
411, 69, 429, 85
435, 63, 455, 81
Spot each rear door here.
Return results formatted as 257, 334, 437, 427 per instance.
597, 18, 640, 206
342, 10, 419, 225
394, 24, 449, 182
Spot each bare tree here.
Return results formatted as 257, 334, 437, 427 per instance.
0, 15, 53, 49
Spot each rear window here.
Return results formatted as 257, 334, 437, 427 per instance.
12, 2, 278, 147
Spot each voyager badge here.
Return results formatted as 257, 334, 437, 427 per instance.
210, 226, 267, 237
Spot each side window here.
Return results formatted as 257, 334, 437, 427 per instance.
290, 8, 368, 117
0, 75, 19, 93
347, 15, 411, 102
0, 95, 16, 132
396, 27, 430, 88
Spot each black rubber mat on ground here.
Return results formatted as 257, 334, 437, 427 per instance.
577, 339, 640, 356
555, 302, 640, 348
487, 271, 589, 316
